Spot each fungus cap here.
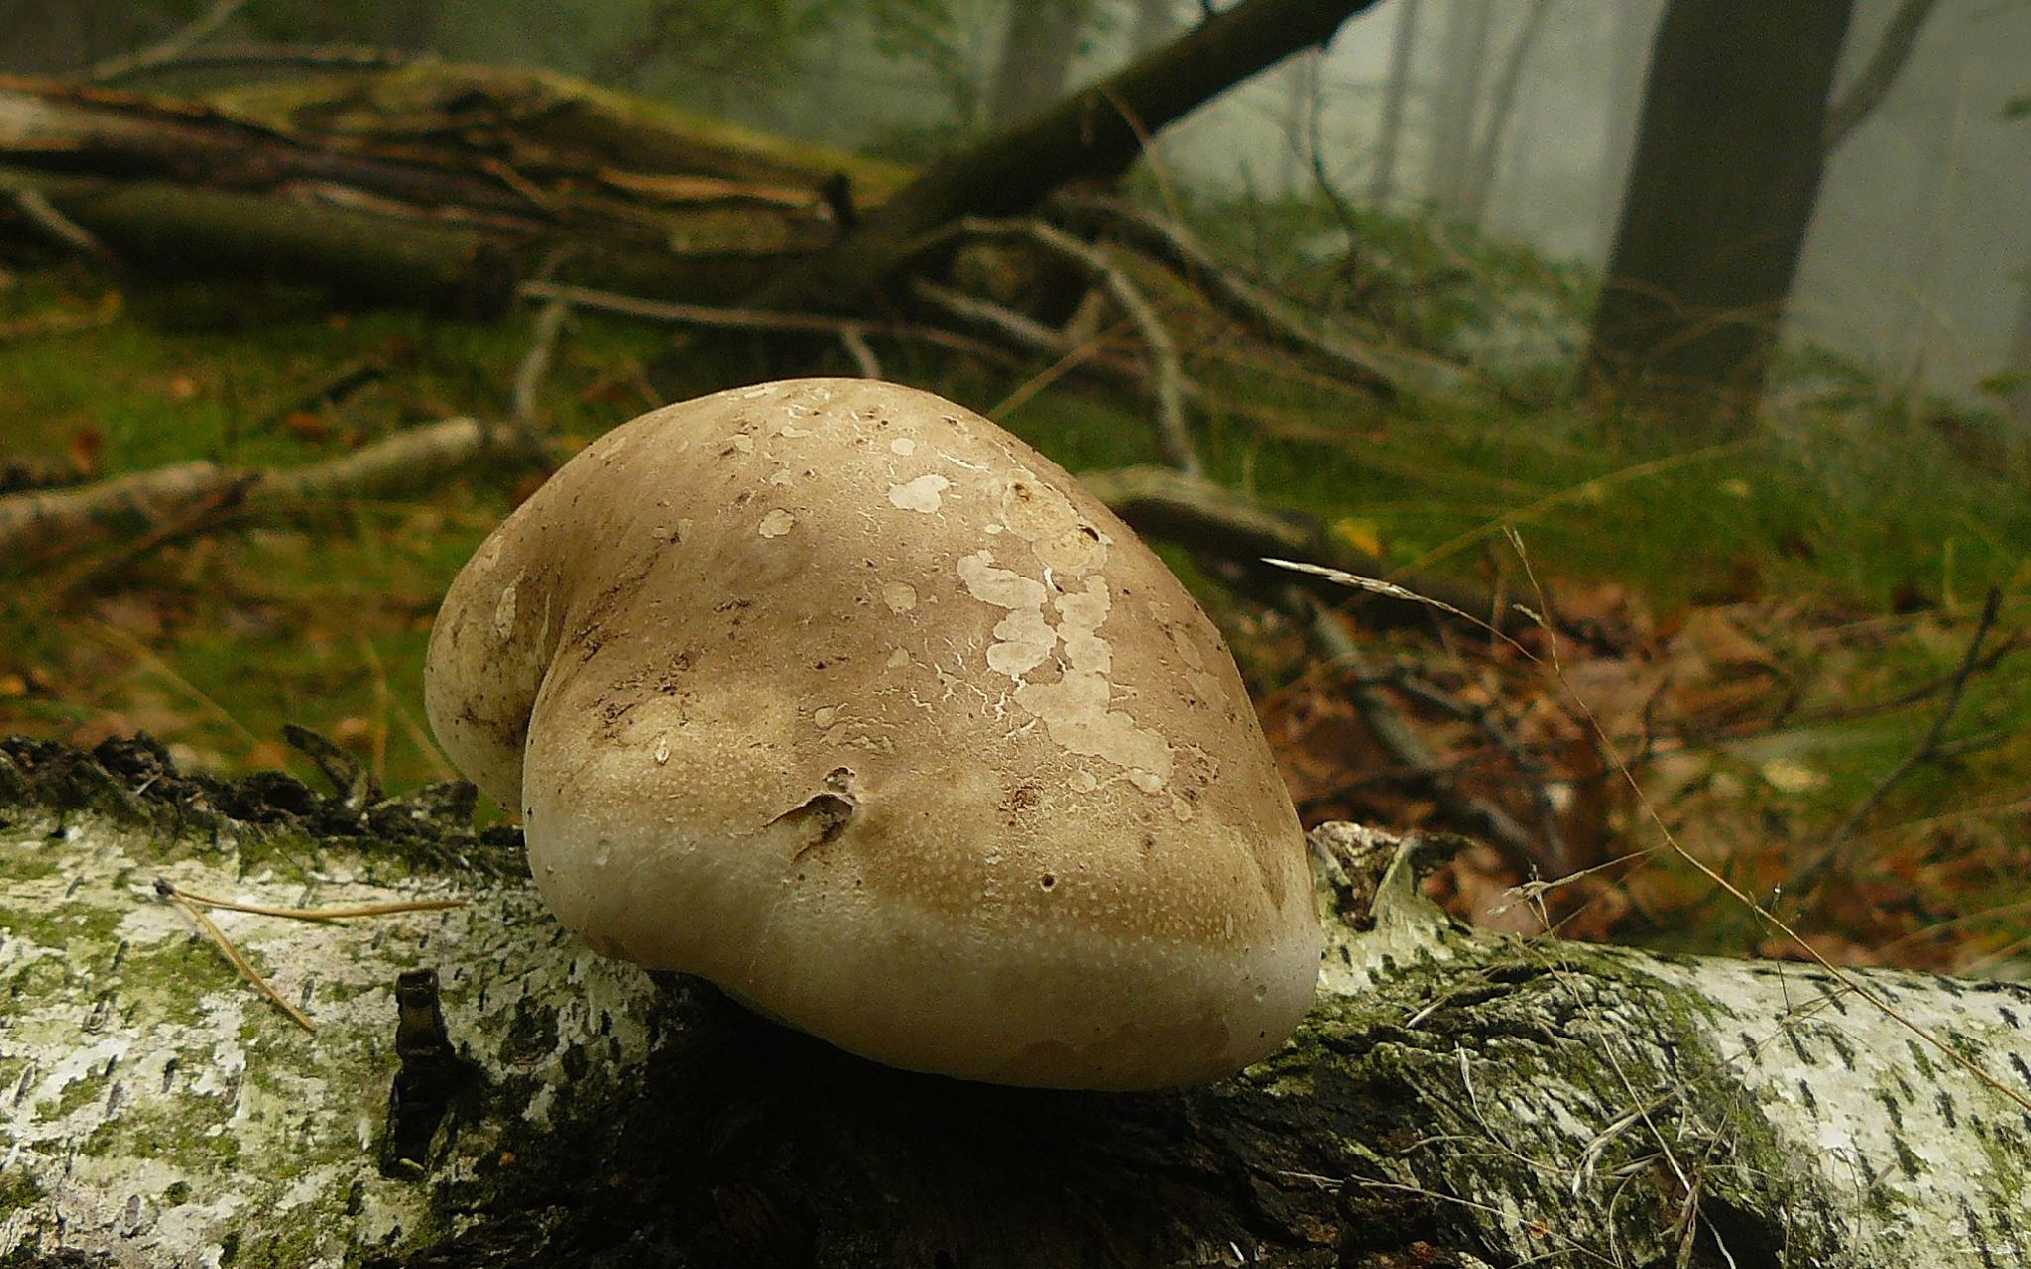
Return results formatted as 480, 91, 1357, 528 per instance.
425, 378, 1319, 1089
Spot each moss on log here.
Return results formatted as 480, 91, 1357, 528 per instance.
2, 739, 2027, 1267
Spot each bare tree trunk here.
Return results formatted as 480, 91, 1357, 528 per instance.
1584, 0, 1854, 433
1366, 0, 1420, 205
1423, 0, 1490, 215
1459, 0, 1557, 227
4, 744, 2028, 1267
985, 0, 1088, 127
1595, 0, 1658, 256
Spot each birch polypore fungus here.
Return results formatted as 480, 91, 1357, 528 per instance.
424, 378, 1320, 1089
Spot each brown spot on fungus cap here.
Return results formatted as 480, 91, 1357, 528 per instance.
425, 378, 1320, 1090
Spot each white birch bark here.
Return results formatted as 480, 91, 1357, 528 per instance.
2, 747, 2027, 1267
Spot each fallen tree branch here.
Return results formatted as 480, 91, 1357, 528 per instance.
518, 279, 1017, 366
0, 69, 882, 306
0, 168, 521, 315
1049, 192, 1406, 396
956, 216, 1199, 474
752, 0, 1385, 310
0, 417, 537, 563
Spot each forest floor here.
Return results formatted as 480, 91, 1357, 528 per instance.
3, 197, 2027, 974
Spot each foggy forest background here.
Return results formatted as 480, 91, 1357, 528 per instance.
12, 0, 2020, 405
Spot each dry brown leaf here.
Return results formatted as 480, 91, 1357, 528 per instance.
1677, 608, 1780, 671
66, 426, 104, 477
283, 411, 331, 442
243, 739, 290, 770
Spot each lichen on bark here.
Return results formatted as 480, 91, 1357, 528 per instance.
3, 742, 2029, 1267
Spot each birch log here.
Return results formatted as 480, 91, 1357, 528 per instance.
1, 738, 2027, 1267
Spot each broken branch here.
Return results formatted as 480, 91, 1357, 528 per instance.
0, 417, 537, 564
956, 216, 1198, 474
1049, 193, 1406, 396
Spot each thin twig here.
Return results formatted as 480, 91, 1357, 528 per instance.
1303, 58, 1366, 255
8, 190, 113, 260
1289, 585, 1554, 875
1499, 546, 2031, 1120
910, 276, 1142, 420
510, 249, 574, 436
161, 879, 464, 924
1721, 631, 2025, 737
86, 41, 421, 84
517, 281, 1013, 364
910, 277, 1071, 356
955, 216, 1200, 476
512, 299, 571, 432
1792, 586, 2005, 894
85, 0, 253, 83
1822, 0, 1941, 151
156, 879, 316, 1033
1396, 666, 1571, 867
1051, 203, 1403, 397
839, 327, 882, 378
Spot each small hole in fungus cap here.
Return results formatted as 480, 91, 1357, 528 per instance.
1039, 873, 1056, 890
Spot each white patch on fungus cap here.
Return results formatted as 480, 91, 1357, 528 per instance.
424, 377, 1320, 1091
881, 582, 918, 613
492, 578, 518, 640
888, 473, 950, 512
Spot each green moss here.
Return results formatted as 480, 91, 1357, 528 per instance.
0, 845, 59, 882
83, 1100, 241, 1172
115, 944, 248, 1029
51, 1070, 106, 1120
0, 1167, 44, 1217
0, 899, 123, 964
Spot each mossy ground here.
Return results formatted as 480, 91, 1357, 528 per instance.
2, 193, 2027, 965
